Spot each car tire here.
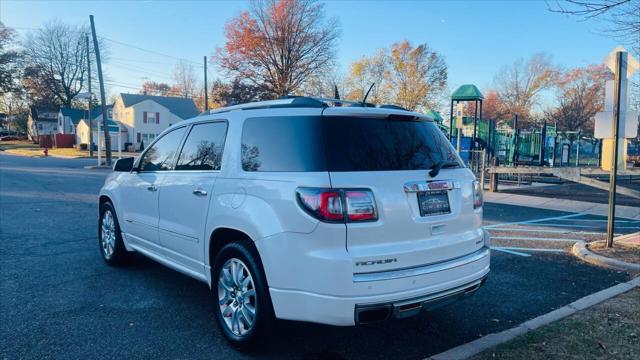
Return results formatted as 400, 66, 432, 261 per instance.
99, 201, 130, 265
212, 241, 273, 349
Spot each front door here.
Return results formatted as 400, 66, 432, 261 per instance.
120, 126, 187, 252
119, 171, 163, 251
157, 121, 228, 274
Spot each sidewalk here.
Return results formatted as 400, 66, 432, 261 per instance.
469, 286, 640, 360
485, 191, 640, 219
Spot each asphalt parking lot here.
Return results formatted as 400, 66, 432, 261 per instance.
0, 154, 634, 360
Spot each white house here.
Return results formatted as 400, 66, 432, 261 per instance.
58, 108, 86, 134
27, 107, 58, 140
75, 105, 127, 151
112, 93, 199, 150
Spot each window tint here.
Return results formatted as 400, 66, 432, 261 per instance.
139, 127, 186, 171
241, 116, 326, 171
323, 116, 462, 171
176, 122, 228, 171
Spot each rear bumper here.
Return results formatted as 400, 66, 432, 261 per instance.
269, 246, 490, 326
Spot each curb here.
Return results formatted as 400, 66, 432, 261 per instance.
571, 240, 640, 272
427, 276, 640, 360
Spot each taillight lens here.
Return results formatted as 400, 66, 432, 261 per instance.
296, 188, 378, 222
473, 180, 483, 209
345, 190, 377, 221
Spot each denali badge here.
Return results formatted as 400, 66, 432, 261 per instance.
428, 181, 450, 190
356, 258, 398, 266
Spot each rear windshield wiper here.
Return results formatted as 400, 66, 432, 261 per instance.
428, 160, 460, 178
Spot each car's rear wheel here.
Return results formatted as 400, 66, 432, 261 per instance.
212, 242, 272, 349
99, 202, 129, 265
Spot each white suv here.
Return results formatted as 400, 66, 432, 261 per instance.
98, 97, 490, 347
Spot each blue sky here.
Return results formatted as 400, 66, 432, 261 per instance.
0, 0, 624, 105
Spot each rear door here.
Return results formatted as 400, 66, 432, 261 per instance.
157, 121, 228, 274
322, 109, 483, 272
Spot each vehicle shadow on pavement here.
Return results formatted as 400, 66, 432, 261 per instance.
114, 252, 630, 360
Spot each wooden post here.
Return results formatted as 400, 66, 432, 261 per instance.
204, 56, 209, 111
85, 34, 93, 157
90, 15, 111, 166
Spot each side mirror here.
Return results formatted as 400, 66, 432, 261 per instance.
113, 157, 135, 172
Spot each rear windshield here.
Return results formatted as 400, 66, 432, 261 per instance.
241, 115, 461, 172
323, 116, 462, 172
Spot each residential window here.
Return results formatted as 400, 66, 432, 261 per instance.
144, 111, 159, 124
38, 124, 43, 130
107, 109, 113, 119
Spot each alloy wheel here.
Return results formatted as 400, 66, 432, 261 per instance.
218, 258, 257, 336
100, 210, 116, 259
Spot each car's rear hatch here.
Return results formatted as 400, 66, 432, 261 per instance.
321, 108, 483, 274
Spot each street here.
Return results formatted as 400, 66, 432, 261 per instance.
0, 154, 633, 360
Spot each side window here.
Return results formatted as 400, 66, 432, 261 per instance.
241, 116, 326, 172
176, 122, 228, 171
139, 127, 186, 172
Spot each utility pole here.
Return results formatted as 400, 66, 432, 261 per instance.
204, 56, 209, 112
606, 51, 626, 248
90, 15, 111, 166
86, 34, 93, 157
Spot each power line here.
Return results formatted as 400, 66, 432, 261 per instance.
107, 62, 174, 80
12, 25, 206, 68
100, 35, 204, 68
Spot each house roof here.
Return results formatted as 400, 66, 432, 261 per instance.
60, 108, 86, 126
90, 104, 114, 120
451, 84, 484, 101
30, 107, 59, 122
120, 93, 198, 119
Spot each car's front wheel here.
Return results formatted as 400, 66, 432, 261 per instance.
213, 241, 272, 349
99, 201, 129, 265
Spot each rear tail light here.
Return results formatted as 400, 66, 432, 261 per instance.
473, 180, 483, 209
296, 188, 378, 222
345, 190, 377, 221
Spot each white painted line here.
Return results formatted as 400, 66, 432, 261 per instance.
486, 228, 613, 236
490, 247, 531, 257
492, 246, 566, 253
491, 236, 582, 242
483, 213, 585, 229
551, 218, 639, 223
532, 223, 640, 229
428, 278, 640, 360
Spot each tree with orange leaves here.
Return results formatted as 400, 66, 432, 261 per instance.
215, 0, 339, 98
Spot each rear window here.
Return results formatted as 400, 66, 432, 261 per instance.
240, 115, 461, 172
323, 116, 461, 172
241, 116, 326, 171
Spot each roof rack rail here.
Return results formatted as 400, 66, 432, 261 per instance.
202, 95, 404, 116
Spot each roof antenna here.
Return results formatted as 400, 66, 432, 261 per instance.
333, 84, 341, 107
362, 82, 375, 106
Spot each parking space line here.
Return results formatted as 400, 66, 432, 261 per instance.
551, 218, 639, 223
490, 236, 581, 242
531, 223, 640, 229
490, 247, 531, 257
492, 246, 566, 253
483, 213, 585, 230
487, 228, 613, 235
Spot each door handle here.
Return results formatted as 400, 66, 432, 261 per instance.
147, 185, 157, 192
193, 188, 208, 196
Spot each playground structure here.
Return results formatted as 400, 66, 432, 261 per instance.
439, 84, 640, 199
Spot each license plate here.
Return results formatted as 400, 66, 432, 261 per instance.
417, 190, 450, 216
